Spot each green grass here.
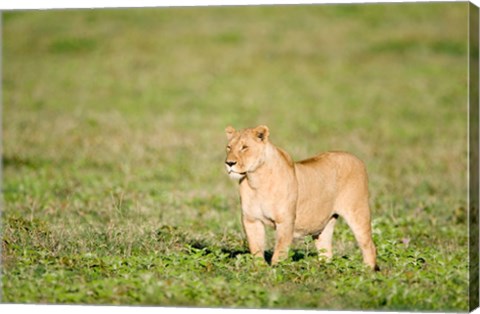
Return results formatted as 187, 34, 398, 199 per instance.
1, 2, 470, 310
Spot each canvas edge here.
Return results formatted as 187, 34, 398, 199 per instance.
469, 1, 480, 312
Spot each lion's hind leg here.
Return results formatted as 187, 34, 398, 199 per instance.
341, 205, 378, 270
313, 214, 338, 261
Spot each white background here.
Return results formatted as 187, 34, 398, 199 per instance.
0, 0, 478, 314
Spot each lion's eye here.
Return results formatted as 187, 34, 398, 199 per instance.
241, 145, 248, 151
226, 146, 231, 151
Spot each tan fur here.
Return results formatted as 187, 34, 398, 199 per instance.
224, 125, 378, 269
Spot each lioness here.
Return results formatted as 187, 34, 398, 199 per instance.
224, 125, 378, 270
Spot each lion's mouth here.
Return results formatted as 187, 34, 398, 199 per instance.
227, 169, 247, 180
228, 170, 246, 175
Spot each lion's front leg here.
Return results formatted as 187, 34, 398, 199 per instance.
271, 219, 295, 265
242, 215, 266, 260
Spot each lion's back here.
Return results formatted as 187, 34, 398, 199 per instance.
297, 151, 367, 177
294, 151, 369, 201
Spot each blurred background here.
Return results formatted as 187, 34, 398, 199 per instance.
2, 3, 470, 309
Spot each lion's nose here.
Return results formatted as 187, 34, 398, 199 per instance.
225, 161, 237, 167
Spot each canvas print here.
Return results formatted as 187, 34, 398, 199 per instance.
1, 2, 478, 311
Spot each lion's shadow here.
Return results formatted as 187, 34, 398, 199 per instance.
187, 239, 317, 264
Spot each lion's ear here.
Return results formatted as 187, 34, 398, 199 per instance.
225, 126, 236, 140
254, 125, 269, 142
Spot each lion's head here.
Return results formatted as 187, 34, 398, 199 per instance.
224, 125, 270, 180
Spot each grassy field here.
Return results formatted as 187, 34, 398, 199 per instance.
1, 2, 471, 311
